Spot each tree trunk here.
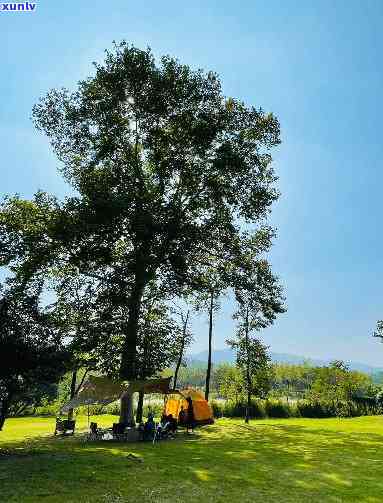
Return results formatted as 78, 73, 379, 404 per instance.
245, 306, 251, 424
173, 310, 190, 390
245, 390, 251, 424
0, 397, 10, 431
135, 391, 144, 423
67, 369, 77, 421
120, 271, 146, 380
119, 392, 135, 426
205, 292, 214, 401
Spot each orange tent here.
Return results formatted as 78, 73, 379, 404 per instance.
164, 389, 214, 425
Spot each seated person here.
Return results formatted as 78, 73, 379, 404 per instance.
147, 407, 154, 422
112, 422, 129, 437
186, 397, 195, 433
157, 415, 174, 440
167, 414, 177, 434
143, 417, 155, 441
178, 406, 186, 425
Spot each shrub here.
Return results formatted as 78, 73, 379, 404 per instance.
264, 400, 292, 418
142, 402, 163, 418
296, 401, 335, 418
222, 401, 244, 418
212, 400, 266, 419
210, 401, 224, 418
249, 400, 267, 419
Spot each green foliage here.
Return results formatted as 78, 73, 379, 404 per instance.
0, 283, 70, 430
271, 361, 316, 399
208, 361, 382, 419
213, 363, 244, 402
308, 361, 373, 405
1, 41, 282, 381
227, 261, 285, 422
173, 365, 207, 389
211, 397, 381, 419
229, 336, 273, 399
212, 399, 292, 419
264, 400, 292, 418
296, 401, 335, 418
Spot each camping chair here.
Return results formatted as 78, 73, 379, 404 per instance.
87, 422, 104, 441
54, 418, 76, 436
112, 422, 128, 441
153, 422, 173, 444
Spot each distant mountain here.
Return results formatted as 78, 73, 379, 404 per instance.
189, 348, 383, 374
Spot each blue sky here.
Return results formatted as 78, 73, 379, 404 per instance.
1, 0, 383, 365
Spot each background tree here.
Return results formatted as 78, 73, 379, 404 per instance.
192, 268, 226, 400
229, 260, 285, 422
213, 363, 244, 403
171, 305, 193, 391
308, 361, 373, 416
6, 382, 58, 418
48, 268, 99, 420
0, 283, 69, 430
271, 361, 316, 401
228, 335, 271, 423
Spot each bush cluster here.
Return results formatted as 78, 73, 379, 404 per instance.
29, 400, 165, 419
210, 399, 382, 419
14, 397, 381, 421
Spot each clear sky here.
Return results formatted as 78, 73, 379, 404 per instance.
2, 0, 383, 365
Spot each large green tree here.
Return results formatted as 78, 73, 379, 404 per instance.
0, 42, 281, 390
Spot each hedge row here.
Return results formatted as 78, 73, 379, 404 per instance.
15, 398, 381, 420
26, 401, 164, 418
210, 399, 382, 419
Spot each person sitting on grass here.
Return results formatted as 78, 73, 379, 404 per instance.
167, 414, 177, 434
141, 415, 155, 441
155, 414, 173, 440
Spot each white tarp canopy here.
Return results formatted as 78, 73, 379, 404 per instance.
60, 375, 172, 412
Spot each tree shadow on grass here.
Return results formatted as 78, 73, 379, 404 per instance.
1, 422, 383, 502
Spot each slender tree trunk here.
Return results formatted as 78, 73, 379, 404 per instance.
0, 396, 10, 431
74, 369, 89, 396
119, 393, 135, 426
136, 391, 144, 423
245, 306, 251, 424
67, 369, 77, 421
246, 390, 251, 424
205, 292, 214, 401
173, 310, 190, 390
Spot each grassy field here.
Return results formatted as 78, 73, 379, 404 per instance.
1, 415, 383, 502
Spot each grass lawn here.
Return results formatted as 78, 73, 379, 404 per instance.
1, 415, 383, 502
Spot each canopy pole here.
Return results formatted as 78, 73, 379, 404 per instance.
87, 405, 90, 428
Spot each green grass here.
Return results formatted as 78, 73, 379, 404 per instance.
2, 415, 383, 502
